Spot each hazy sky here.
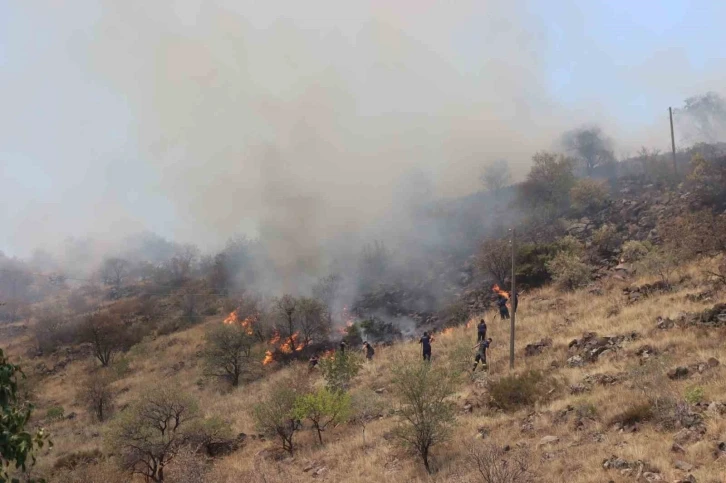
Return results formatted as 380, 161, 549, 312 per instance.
1, 0, 724, 257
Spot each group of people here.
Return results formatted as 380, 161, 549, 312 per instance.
308, 289, 519, 373
417, 319, 491, 372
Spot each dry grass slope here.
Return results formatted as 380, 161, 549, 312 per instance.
8, 257, 726, 482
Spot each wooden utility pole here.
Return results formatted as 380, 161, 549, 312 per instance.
669, 107, 677, 176
509, 228, 516, 370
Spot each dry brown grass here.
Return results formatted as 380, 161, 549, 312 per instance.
6, 257, 726, 482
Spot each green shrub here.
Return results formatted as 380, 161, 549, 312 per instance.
592, 224, 620, 256
570, 178, 609, 213
46, 406, 65, 422
489, 370, 552, 411
319, 351, 363, 392
636, 248, 678, 285
112, 356, 131, 378
293, 387, 350, 445
546, 252, 591, 291
621, 240, 653, 262
685, 386, 705, 404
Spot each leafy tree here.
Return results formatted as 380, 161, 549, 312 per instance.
570, 178, 610, 213
621, 240, 653, 263
79, 312, 134, 367
350, 389, 385, 445
294, 387, 350, 445
477, 239, 511, 286
636, 247, 678, 286
546, 252, 591, 291
1, 349, 51, 483
107, 385, 201, 482
561, 126, 614, 175
391, 360, 456, 474
518, 152, 576, 217
480, 159, 511, 193
675, 92, 726, 143
319, 351, 362, 393
78, 371, 115, 422
202, 323, 257, 387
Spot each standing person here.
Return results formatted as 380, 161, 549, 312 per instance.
339, 341, 347, 353
477, 319, 487, 342
472, 338, 492, 372
363, 341, 375, 361
419, 332, 433, 361
308, 354, 319, 371
496, 294, 510, 320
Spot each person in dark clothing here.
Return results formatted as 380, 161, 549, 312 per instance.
339, 341, 347, 353
308, 354, 319, 370
477, 319, 487, 342
497, 294, 510, 320
419, 332, 433, 361
363, 341, 375, 361
472, 338, 492, 372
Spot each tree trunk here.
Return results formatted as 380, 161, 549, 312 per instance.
315, 424, 323, 445
422, 447, 431, 474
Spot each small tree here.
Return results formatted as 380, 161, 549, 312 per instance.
100, 257, 130, 289
274, 295, 300, 353
202, 323, 257, 387
477, 239, 510, 286
621, 240, 653, 263
79, 312, 132, 367
297, 297, 329, 347
480, 159, 512, 193
294, 387, 350, 445
518, 152, 576, 217
319, 351, 363, 393
107, 385, 200, 482
592, 224, 620, 257
1, 349, 51, 482
570, 178, 609, 213
637, 248, 678, 286
79, 371, 115, 422
561, 126, 614, 176
350, 389, 385, 445
391, 360, 456, 474
253, 374, 310, 455
546, 252, 591, 291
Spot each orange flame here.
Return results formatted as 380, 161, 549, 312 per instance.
262, 350, 274, 365
441, 327, 455, 336
223, 310, 238, 324
492, 284, 510, 300
280, 333, 300, 354
269, 330, 281, 345
465, 320, 473, 329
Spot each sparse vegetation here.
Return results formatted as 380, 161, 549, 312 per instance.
319, 351, 363, 393
546, 252, 591, 291
106, 385, 201, 482
391, 360, 456, 473
78, 372, 115, 422
253, 374, 310, 455
488, 370, 552, 411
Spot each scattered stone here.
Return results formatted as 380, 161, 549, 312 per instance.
313, 466, 328, 477
567, 355, 585, 367
462, 403, 473, 413
524, 338, 552, 357
656, 316, 675, 330
538, 435, 559, 447
668, 366, 689, 380
642, 472, 663, 482
673, 428, 705, 445
671, 443, 686, 454
674, 460, 694, 472
303, 463, 314, 472
569, 383, 589, 395
674, 475, 697, 483
374, 388, 386, 394
707, 357, 720, 368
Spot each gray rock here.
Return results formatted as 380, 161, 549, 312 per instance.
674, 460, 694, 472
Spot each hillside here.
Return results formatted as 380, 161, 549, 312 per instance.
4, 259, 726, 482
3, 150, 726, 483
